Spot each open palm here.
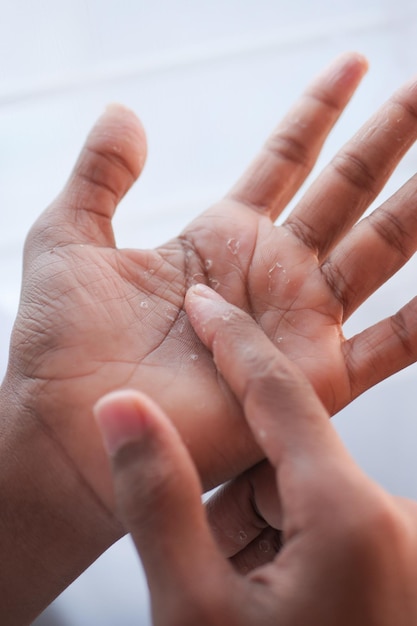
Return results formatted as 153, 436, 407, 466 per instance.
7, 54, 417, 514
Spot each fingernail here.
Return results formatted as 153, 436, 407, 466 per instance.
94, 391, 148, 456
188, 283, 224, 302
186, 284, 229, 327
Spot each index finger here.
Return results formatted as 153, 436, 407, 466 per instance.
185, 283, 363, 537
185, 283, 333, 468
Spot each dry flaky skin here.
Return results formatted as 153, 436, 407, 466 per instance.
3, 51, 417, 622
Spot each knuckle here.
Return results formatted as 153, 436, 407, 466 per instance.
76, 145, 134, 205
335, 498, 405, 564
284, 214, 320, 252
320, 258, 354, 315
212, 309, 256, 358
266, 131, 311, 169
243, 353, 303, 410
392, 90, 417, 126
368, 207, 410, 261
331, 150, 378, 195
390, 302, 417, 360
306, 85, 342, 114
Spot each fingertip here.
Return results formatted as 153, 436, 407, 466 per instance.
342, 50, 369, 83
335, 50, 369, 72
311, 51, 369, 104
186, 283, 225, 308
92, 103, 148, 178
94, 390, 151, 457
185, 284, 238, 348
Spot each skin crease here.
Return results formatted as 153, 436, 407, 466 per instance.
4, 52, 417, 623
95, 287, 417, 625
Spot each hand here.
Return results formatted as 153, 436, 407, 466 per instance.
95, 285, 417, 626
4, 53, 374, 512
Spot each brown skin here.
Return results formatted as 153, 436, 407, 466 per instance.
96, 286, 417, 626
3, 52, 417, 623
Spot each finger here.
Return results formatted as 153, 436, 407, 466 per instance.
227, 52, 368, 221
185, 284, 344, 469
231, 527, 283, 575
321, 172, 417, 320
286, 75, 417, 260
185, 284, 362, 532
345, 296, 417, 402
206, 461, 280, 557
28, 104, 147, 252
94, 390, 230, 616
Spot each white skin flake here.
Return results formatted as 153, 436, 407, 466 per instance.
226, 238, 240, 255
209, 278, 220, 290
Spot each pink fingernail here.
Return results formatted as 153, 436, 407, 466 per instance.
94, 391, 148, 456
189, 283, 224, 301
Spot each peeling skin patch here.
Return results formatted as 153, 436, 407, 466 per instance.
177, 317, 186, 334
165, 306, 177, 322
144, 268, 155, 280
221, 310, 234, 322
268, 262, 289, 293
227, 238, 240, 255
191, 272, 205, 284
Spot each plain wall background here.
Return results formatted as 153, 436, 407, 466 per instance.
1, 1, 417, 624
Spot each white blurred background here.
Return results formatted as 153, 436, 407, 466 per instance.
1, 1, 417, 624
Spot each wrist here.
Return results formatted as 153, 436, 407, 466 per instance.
0, 376, 122, 624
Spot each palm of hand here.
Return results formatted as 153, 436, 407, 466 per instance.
183, 201, 349, 407
13, 200, 344, 491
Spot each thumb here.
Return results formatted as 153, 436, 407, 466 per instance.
25, 104, 147, 258
93, 390, 230, 620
